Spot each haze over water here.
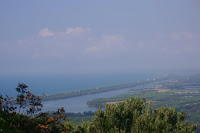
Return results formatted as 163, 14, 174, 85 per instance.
0, 1, 200, 76
0, 73, 161, 97
0, 1, 200, 113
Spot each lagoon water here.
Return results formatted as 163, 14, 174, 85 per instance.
42, 82, 160, 113
0, 73, 162, 112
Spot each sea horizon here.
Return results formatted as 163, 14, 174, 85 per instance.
0, 73, 163, 97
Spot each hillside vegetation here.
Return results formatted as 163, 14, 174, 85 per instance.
0, 83, 197, 133
87, 74, 200, 132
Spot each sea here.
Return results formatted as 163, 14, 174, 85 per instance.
0, 73, 163, 112
0, 73, 162, 97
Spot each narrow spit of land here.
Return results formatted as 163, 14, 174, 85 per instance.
86, 74, 200, 132
42, 76, 170, 101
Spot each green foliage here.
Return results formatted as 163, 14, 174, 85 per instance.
0, 83, 71, 133
16, 83, 43, 115
68, 115, 94, 126
0, 110, 43, 133
0, 82, 198, 133
87, 80, 200, 132
74, 97, 197, 133
63, 122, 74, 133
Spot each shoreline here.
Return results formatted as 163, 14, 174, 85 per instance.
42, 76, 170, 101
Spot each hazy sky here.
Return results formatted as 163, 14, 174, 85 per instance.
0, 0, 200, 75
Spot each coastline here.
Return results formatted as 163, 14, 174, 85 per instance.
42, 75, 170, 101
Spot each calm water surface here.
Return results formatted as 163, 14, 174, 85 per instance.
42, 82, 161, 113
0, 73, 163, 112
0, 73, 161, 97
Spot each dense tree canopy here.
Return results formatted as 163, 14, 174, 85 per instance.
74, 98, 197, 133
0, 83, 70, 133
0, 83, 197, 133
